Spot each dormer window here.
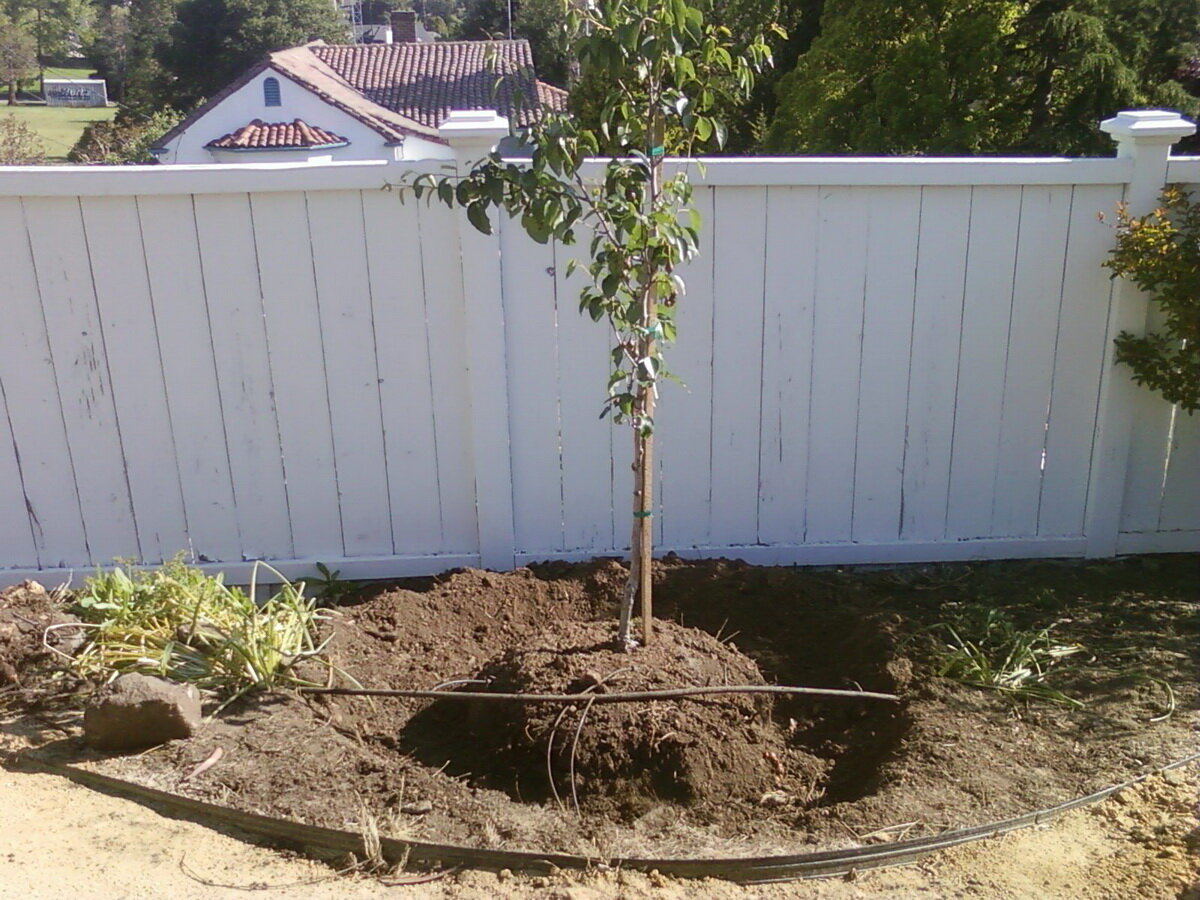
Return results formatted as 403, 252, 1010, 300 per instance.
263, 77, 281, 107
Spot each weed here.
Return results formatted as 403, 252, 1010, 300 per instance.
71, 555, 352, 705
306, 562, 361, 606
932, 609, 1086, 707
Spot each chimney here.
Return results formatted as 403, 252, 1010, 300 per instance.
390, 10, 417, 43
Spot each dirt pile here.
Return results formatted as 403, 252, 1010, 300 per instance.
449, 619, 824, 819
0, 580, 83, 693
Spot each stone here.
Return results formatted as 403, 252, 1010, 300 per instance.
401, 799, 433, 815
83, 673, 202, 752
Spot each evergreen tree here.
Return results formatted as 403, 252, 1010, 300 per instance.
768, 0, 1200, 156
162, 0, 349, 107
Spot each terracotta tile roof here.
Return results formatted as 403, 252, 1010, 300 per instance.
154, 39, 568, 153
206, 118, 350, 150
310, 41, 566, 129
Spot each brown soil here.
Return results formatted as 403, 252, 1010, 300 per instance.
0, 580, 84, 696
3, 555, 1199, 883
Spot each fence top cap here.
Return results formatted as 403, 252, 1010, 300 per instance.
1101, 109, 1196, 141
438, 109, 511, 144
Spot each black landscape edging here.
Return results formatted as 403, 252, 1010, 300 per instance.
9, 750, 1199, 884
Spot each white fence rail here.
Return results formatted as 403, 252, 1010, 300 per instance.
0, 116, 1196, 587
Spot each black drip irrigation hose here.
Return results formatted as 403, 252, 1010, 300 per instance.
299, 684, 901, 703
8, 750, 1199, 885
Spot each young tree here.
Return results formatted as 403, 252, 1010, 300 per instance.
415, 0, 776, 649
0, 11, 36, 104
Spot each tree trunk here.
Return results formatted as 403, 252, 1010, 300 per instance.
7, 81, 15, 105
617, 115, 663, 651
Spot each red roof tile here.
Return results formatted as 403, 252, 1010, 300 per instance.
206, 118, 350, 150
310, 41, 566, 130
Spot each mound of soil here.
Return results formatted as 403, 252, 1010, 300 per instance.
0, 581, 83, 693
34, 555, 1199, 864
441, 619, 822, 819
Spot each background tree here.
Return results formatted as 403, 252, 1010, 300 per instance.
455, 0, 573, 85
0, 11, 36, 104
417, 0, 776, 648
161, 0, 349, 107
85, 0, 175, 108
0, 111, 43, 158
767, 0, 1200, 156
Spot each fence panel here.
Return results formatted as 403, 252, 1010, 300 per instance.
1, 150, 1197, 586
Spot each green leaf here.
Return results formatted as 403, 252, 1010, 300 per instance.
466, 202, 492, 235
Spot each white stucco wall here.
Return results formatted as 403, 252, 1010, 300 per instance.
155, 66, 452, 164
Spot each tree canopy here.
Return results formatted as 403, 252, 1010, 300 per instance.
161, 0, 349, 107
767, 0, 1200, 156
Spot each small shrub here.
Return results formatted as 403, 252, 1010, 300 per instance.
1105, 186, 1200, 413
69, 106, 182, 164
0, 114, 45, 164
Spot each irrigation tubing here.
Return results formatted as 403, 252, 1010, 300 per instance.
9, 750, 1198, 884
298, 683, 900, 703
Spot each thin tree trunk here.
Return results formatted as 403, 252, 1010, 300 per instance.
617, 115, 663, 651
7, 81, 15, 105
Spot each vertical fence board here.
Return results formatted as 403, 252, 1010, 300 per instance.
1038, 185, 1122, 537
806, 187, 869, 543
248, 191, 341, 559
360, 190, 444, 555
416, 202, 478, 554
758, 186, 818, 546
991, 186, 1072, 537
852, 188, 921, 543
556, 241, 616, 551
81, 196, 190, 563
0, 198, 87, 567
658, 184, 715, 549
0, 386, 36, 565
193, 193, 293, 560
136, 195, 241, 562
1159, 412, 1200, 530
901, 187, 972, 541
709, 186, 767, 547
501, 217, 562, 554
306, 190, 393, 557
945, 187, 1021, 539
24, 197, 138, 564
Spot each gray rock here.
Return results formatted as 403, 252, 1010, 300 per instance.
84, 673, 202, 752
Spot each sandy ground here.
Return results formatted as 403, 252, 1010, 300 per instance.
1, 750, 1196, 900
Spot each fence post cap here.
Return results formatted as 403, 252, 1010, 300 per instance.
438, 110, 511, 150
1100, 110, 1196, 142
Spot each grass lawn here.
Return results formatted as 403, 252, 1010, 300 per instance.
1, 104, 116, 162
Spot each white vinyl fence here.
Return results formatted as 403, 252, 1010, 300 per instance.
0, 111, 1196, 587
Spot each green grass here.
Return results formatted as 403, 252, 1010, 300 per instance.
1, 104, 116, 162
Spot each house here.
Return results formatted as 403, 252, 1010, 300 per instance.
151, 26, 567, 164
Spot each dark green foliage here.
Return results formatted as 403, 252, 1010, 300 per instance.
84, 0, 176, 109
1105, 186, 1200, 413
768, 0, 1200, 156
161, 0, 349, 107
68, 104, 181, 162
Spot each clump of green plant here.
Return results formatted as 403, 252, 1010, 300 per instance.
71, 556, 342, 704
307, 562, 361, 606
1105, 185, 1200, 413
933, 609, 1086, 707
